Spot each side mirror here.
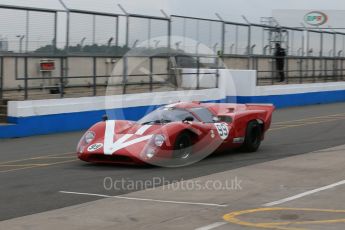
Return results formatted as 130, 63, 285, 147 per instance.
183, 116, 194, 122
102, 114, 108, 122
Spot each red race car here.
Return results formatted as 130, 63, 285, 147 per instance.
77, 102, 274, 166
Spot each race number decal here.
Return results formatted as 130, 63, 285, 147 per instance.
87, 143, 103, 152
214, 123, 229, 140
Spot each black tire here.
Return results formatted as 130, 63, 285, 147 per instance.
241, 120, 262, 152
173, 132, 193, 160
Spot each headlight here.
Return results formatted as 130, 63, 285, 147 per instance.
84, 131, 95, 144
154, 135, 165, 147
145, 147, 156, 159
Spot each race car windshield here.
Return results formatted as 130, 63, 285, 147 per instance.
139, 107, 197, 124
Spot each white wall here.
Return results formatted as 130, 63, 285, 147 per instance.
8, 88, 224, 117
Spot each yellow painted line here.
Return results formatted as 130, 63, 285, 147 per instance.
0, 163, 51, 167
32, 153, 75, 159
273, 118, 345, 126
0, 152, 74, 166
0, 165, 40, 174
270, 117, 345, 131
38, 156, 75, 159
0, 159, 78, 173
272, 112, 345, 125
223, 207, 345, 230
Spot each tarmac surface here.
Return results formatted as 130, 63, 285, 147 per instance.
0, 102, 345, 229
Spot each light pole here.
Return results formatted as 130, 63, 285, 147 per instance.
78, 37, 86, 52
132, 39, 139, 48
153, 40, 160, 48
213, 43, 219, 54
16, 35, 25, 53
107, 37, 114, 47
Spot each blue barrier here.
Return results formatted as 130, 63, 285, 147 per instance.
228, 89, 345, 108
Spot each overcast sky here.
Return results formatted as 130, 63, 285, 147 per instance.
1, 0, 345, 23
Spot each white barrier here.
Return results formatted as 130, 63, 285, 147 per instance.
8, 88, 224, 118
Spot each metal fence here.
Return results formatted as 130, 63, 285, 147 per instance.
253, 56, 345, 85
0, 5, 345, 57
67, 10, 119, 54
0, 53, 220, 100
0, 5, 58, 54
1, 3, 345, 100
1, 3, 345, 58
127, 14, 169, 49
171, 15, 223, 54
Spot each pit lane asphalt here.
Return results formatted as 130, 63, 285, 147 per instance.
0, 102, 344, 221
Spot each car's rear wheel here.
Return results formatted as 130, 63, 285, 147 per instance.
241, 120, 262, 152
173, 133, 193, 160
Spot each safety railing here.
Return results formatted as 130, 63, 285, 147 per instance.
252, 56, 345, 85
1, 3, 345, 101
0, 53, 220, 100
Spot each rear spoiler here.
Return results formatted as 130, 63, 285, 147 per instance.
245, 103, 275, 122
245, 103, 275, 109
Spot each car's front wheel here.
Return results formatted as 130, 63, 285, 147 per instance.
173, 132, 193, 160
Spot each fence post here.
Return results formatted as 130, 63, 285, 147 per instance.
312, 58, 316, 83
318, 56, 323, 82
241, 15, 252, 69
167, 17, 172, 90
299, 58, 303, 83
320, 32, 323, 58
215, 56, 219, 88
122, 55, 128, 94
24, 56, 28, 100
93, 57, 97, 96
53, 12, 58, 54
333, 34, 337, 81
247, 25, 252, 69
323, 59, 327, 82
0, 57, 3, 100
340, 59, 345, 80
118, 5, 129, 94
92, 14, 96, 46
60, 57, 65, 98
115, 16, 119, 47
58, 0, 70, 53
271, 57, 275, 85
167, 18, 172, 51
25, 10, 29, 53
149, 56, 153, 92
215, 13, 225, 56
196, 56, 200, 90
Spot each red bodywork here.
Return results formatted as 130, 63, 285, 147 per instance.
77, 102, 275, 165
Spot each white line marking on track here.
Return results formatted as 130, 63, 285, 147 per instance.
263, 179, 345, 207
195, 222, 227, 230
60, 191, 111, 198
59, 191, 228, 207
